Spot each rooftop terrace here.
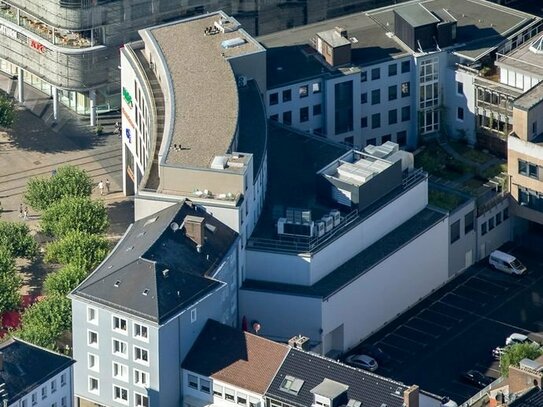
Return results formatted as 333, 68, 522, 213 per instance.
146, 12, 264, 169
497, 33, 543, 79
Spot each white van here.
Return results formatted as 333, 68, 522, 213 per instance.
489, 250, 527, 275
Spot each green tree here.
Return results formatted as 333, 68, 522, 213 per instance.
44, 264, 88, 297
500, 342, 543, 376
0, 248, 21, 314
16, 295, 72, 350
41, 196, 109, 238
25, 165, 93, 211
0, 93, 16, 128
0, 221, 38, 259
45, 230, 109, 271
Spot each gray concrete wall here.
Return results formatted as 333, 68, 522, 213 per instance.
448, 199, 477, 277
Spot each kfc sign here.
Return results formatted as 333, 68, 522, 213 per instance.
29, 39, 45, 53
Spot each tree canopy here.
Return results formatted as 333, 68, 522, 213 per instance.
25, 165, 93, 211
41, 196, 109, 238
0, 221, 38, 259
0, 93, 16, 128
500, 342, 543, 376
0, 247, 21, 315
45, 230, 109, 271
44, 264, 88, 297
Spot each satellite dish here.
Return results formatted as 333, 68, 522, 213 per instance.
170, 222, 179, 232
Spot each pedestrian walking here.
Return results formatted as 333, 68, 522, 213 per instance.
23, 206, 28, 221
98, 180, 104, 196
105, 179, 110, 194
18, 203, 23, 218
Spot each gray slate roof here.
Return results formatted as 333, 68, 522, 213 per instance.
0, 338, 74, 405
266, 348, 415, 407
72, 201, 238, 324
510, 387, 543, 407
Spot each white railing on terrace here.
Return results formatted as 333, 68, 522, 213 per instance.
459, 376, 505, 407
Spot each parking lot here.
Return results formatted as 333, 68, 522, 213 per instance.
354, 244, 543, 404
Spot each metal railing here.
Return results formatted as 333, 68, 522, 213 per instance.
459, 376, 505, 407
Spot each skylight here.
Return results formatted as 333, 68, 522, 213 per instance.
280, 375, 305, 395
114, 280, 121, 287
347, 400, 361, 407
529, 36, 543, 55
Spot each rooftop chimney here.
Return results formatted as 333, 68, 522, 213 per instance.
184, 216, 206, 248
403, 385, 419, 407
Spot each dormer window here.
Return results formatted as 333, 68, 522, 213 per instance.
310, 379, 349, 407
279, 375, 305, 395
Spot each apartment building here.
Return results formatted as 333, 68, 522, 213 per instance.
70, 201, 239, 407
0, 338, 74, 407
259, 0, 538, 149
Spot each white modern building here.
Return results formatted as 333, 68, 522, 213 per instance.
0, 338, 74, 407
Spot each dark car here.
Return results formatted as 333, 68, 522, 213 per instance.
358, 345, 392, 365
461, 370, 494, 388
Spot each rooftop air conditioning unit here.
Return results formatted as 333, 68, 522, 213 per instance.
277, 218, 287, 235
330, 210, 341, 227
315, 221, 325, 237
237, 75, 248, 87
322, 215, 333, 233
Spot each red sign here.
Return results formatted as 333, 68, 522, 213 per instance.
29, 39, 45, 53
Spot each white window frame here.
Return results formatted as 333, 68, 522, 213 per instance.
133, 322, 149, 342
88, 376, 99, 395
113, 361, 129, 382
188, 374, 198, 389
87, 306, 98, 325
87, 330, 99, 348
112, 338, 128, 359
133, 345, 149, 366
88, 353, 99, 372
112, 315, 128, 334
51, 379, 57, 393
134, 392, 149, 407
191, 308, 197, 323
113, 385, 129, 405
134, 368, 149, 388
200, 378, 211, 394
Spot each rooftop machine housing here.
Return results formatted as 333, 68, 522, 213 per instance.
313, 26, 353, 67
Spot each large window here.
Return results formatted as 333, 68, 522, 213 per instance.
371, 89, 380, 105
134, 323, 148, 341
465, 210, 474, 233
519, 187, 543, 212
450, 220, 460, 243
401, 106, 411, 122
282, 111, 292, 125
419, 58, 440, 134
113, 385, 128, 404
112, 316, 127, 333
518, 159, 539, 179
134, 346, 149, 365
113, 362, 128, 382
401, 60, 410, 73
388, 109, 397, 125
88, 377, 99, 394
299, 85, 308, 98
88, 330, 98, 348
87, 307, 97, 324
88, 353, 99, 372
269, 93, 278, 106
113, 339, 127, 357
371, 113, 381, 129
388, 63, 397, 77
388, 85, 397, 101
371, 68, 380, 80
282, 89, 291, 102
135, 393, 149, 407
299, 107, 309, 123
334, 81, 353, 134
134, 369, 149, 388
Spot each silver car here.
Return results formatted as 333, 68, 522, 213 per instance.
345, 354, 378, 372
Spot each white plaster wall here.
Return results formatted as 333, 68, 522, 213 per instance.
321, 217, 448, 353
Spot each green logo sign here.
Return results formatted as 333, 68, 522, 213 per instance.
122, 87, 133, 108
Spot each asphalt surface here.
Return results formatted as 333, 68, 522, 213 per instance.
351, 243, 543, 405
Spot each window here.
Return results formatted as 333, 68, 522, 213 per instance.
401, 106, 410, 122
367, 138, 377, 146
32, 393, 37, 405
88, 330, 98, 347
457, 107, 464, 121
269, 92, 278, 105
200, 378, 211, 394
188, 374, 198, 389
401, 82, 410, 97
113, 316, 127, 333
225, 388, 235, 402
237, 392, 247, 406
87, 307, 97, 324
279, 375, 305, 395
371, 68, 380, 80
457, 82, 463, 95
388, 85, 397, 101
465, 210, 474, 233
360, 71, 367, 82
388, 109, 397, 125
282, 111, 292, 125
361, 116, 368, 128
360, 92, 367, 104
135, 393, 149, 407
113, 339, 127, 357
61, 397, 67, 407
113, 362, 129, 382
529, 163, 539, 179
503, 207, 509, 220
282, 89, 291, 102
113, 385, 128, 404
489, 217, 495, 231
313, 104, 322, 115
481, 222, 487, 236
214, 383, 224, 398
519, 159, 528, 176
134, 346, 149, 364
299, 85, 308, 98
450, 220, 460, 243
371, 89, 380, 105
270, 114, 278, 121
88, 353, 99, 372
397, 131, 407, 146
51, 380, 57, 393
388, 63, 397, 76
41, 387, 47, 400
191, 308, 197, 323
134, 323, 148, 341
134, 369, 149, 388
89, 377, 99, 394
401, 60, 410, 73
299, 106, 309, 122
312, 82, 321, 93
61, 373, 66, 386
371, 113, 381, 129
22, 400, 27, 407
496, 212, 502, 225
382, 134, 392, 143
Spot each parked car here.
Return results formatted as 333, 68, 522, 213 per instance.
345, 354, 378, 371
358, 345, 391, 365
489, 250, 526, 275
460, 370, 494, 388
505, 333, 537, 346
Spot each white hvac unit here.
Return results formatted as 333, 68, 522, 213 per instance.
315, 221, 325, 237
322, 215, 333, 233
277, 218, 287, 235
330, 209, 341, 227
277, 217, 314, 237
